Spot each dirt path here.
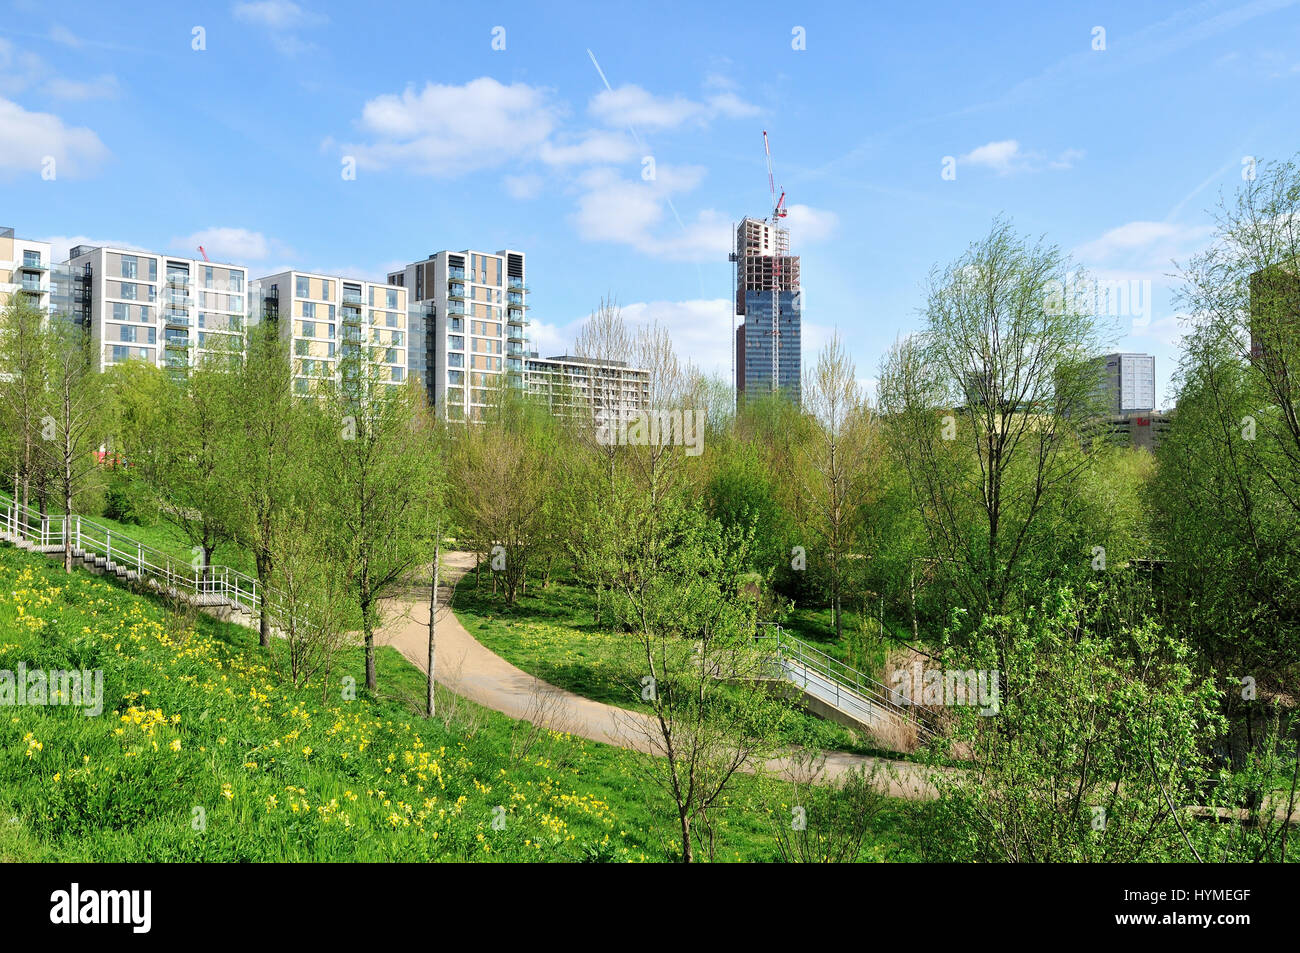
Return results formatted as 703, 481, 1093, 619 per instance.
376, 552, 940, 800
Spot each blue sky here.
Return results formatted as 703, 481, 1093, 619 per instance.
4, 0, 1300, 406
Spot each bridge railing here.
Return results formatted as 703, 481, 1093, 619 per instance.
756, 625, 936, 739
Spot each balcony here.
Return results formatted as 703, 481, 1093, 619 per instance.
342, 292, 364, 305
166, 274, 192, 288
507, 313, 527, 327
508, 278, 527, 292
446, 303, 465, 315
19, 261, 48, 273
165, 311, 191, 326
447, 268, 466, 280
447, 284, 466, 299
507, 330, 526, 344
18, 283, 44, 295
342, 306, 362, 324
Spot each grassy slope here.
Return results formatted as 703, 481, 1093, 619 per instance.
0, 544, 927, 862
450, 570, 906, 759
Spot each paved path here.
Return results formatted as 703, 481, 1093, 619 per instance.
376, 552, 941, 799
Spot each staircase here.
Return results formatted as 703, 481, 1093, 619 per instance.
0, 490, 269, 626
756, 626, 936, 751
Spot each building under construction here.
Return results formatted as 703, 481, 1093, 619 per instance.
733, 215, 801, 405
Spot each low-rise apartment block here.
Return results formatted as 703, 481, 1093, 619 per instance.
524, 354, 649, 429
251, 271, 408, 395
388, 248, 527, 421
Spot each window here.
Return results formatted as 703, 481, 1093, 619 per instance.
121, 325, 136, 343
205, 266, 214, 287
23, 251, 41, 268
327, 324, 335, 340
112, 302, 127, 321
392, 331, 403, 347
321, 280, 333, 300
448, 370, 463, 386
327, 342, 335, 358
302, 321, 316, 338
120, 283, 138, 301
302, 301, 316, 318
146, 328, 156, 345
386, 348, 397, 365
448, 352, 464, 368
386, 312, 398, 328
295, 340, 310, 356
449, 335, 464, 350
121, 256, 138, 279
386, 289, 398, 309
392, 366, 404, 382
296, 276, 309, 299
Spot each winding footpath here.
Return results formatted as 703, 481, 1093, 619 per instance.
376, 552, 941, 800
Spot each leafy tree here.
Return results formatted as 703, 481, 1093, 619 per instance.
879, 218, 1106, 654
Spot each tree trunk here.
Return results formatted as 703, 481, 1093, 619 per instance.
256, 551, 271, 648
679, 811, 693, 863
363, 600, 377, 691
427, 536, 440, 718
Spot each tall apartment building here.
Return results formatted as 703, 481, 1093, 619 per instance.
1094, 352, 1156, 414
732, 217, 801, 404
0, 228, 55, 314
251, 271, 408, 396
524, 354, 649, 429
388, 249, 527, 421
1248, 264, 1300, 368
66, 245, 248, 375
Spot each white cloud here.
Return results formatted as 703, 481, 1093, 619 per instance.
784, 204, 839, 243
231, 0, 325, 28
39, 235, 145, 261
959, 139, 1083, 175
0, 97, 107, 178
538, 130, 636, 166
0, 38, 45, 96
589, 83, 759, 130
1073, 220, 1215, 278
172, 227, 291, 264
48, 26, 81, 48
537, 299, 736, 378
333, 78, 558, 176
503, 173, 543, 200
232, 1, 327, 55
43, 74, 119, 101
570, 165, 729, 262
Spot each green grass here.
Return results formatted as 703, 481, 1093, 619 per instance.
450, 571, 904, 758
0, 543, 929, 862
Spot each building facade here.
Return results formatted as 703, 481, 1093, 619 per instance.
733, 217, 801, 404
1095, 352, 1156, 414
524, 354, 649, 429
65, 245, 249, 375
251, 271, 408, 395
0, 228, 55, 314
388, 249, 527, 421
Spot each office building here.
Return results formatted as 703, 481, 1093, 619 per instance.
1094, 352, 1156, 414
524, 354, 649, 429
65, 245, 248, 375
251, 271, 408, 395
733, 217, 800, 403
388, 249, 527, 421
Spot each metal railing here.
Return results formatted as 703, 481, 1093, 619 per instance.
755, 625, 935, 738
0, 490, 271, 622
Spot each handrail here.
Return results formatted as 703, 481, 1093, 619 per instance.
755, 626, 936, 738
0, 489, 292, 629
